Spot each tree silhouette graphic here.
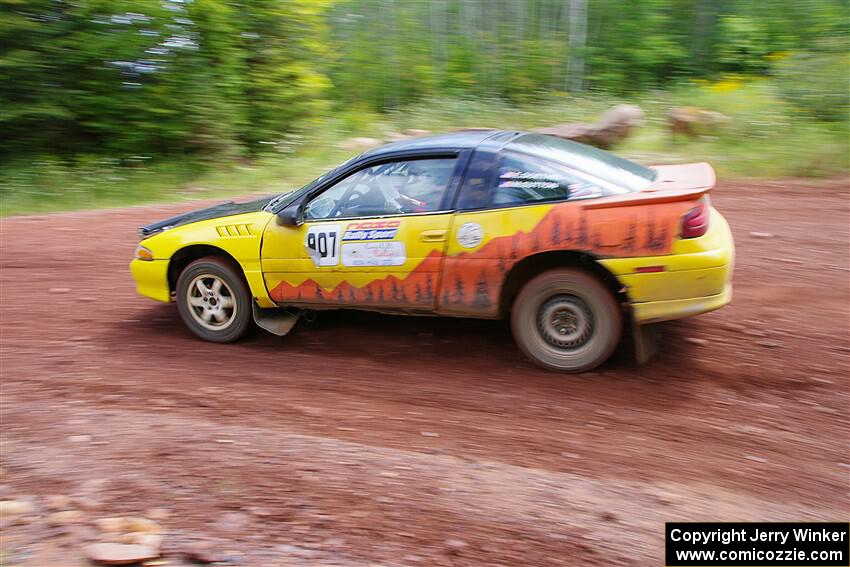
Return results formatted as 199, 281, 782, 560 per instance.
563, 216, 573, 242
624, 219, 637, 251
577, 213, 589, 246
651, 222, 668, 250
454, 276, 465, 305
645, 210, 664, 250
592, 227, 603, 248
551, 215, 561, 245
425, 274, 435, 301
474, 270, 491, 308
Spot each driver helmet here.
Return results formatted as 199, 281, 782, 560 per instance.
407, 160, 452, 189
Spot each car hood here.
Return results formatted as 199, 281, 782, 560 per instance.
139, 195, 274, 238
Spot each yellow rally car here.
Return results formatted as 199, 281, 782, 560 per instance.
131, 131, 734, 372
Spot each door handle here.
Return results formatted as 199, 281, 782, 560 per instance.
419, 229, 447, 242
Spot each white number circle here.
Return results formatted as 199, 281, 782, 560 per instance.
456, 222, 484, 249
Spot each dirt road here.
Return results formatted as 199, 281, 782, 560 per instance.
1, 178, 848, 566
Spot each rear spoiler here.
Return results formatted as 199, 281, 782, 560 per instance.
583, 162, 715, 209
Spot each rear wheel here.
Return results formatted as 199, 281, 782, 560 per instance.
511, 268, 622, 372
176, 257, 252, 343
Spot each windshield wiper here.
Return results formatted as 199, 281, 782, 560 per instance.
266, 192, 291, 210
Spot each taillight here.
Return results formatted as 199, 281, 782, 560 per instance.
680, 195, 710, 239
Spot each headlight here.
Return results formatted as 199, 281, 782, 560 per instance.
134, 245, 154, 261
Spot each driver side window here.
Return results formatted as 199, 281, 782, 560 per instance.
304, 158, 456, 220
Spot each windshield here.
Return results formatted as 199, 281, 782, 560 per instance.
265, 155, 361, 211
509, 134, 657, 192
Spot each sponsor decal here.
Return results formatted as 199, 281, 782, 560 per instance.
343, 220, 400, 241
342, 241, 407, 267
499, 179, 561, 190
500, 169, 561, 190
500, 170, 553, 180
456, 222, 484, 249
499, 168, 603, 199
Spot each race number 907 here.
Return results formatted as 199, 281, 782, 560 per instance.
307, 231, 335, 257
305, 225, 340, 267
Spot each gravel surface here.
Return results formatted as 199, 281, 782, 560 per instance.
1, 178, 848, 566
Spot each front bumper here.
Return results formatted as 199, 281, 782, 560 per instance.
130, 259, 171, 303
600, 208, 735, 324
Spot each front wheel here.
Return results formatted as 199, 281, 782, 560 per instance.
511, 268, 622, 372
176, 257, 252, 343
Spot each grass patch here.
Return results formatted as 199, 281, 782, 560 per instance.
2, 80, 847, 216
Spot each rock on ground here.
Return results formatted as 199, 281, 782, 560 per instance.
534, 104, 644, 149
667, 106, 729, 138
83, 543, 159, 565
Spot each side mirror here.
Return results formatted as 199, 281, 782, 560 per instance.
276, 203, 302, 227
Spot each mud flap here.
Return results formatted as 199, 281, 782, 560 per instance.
632, 322, 659, 365
252, 303, 298, 337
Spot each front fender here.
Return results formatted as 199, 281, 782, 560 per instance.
137, 211, 277, 307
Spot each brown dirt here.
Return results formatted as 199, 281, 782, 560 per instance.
1, 178, 849, 566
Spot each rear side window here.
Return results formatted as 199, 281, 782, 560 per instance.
509, 133, 656, 191
492, 152, 603, 207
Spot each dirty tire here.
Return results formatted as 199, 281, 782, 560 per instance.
176, 257, 252, 343
511, 268, 622, 372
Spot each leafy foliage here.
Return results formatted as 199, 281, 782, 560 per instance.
0, 0, 847, 200
3, 81, 846, 216
326, 0, 849, 106
0, 0, 331, 159
772, 38, 850, 122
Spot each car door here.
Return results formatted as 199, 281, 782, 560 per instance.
261, 155, 464, 311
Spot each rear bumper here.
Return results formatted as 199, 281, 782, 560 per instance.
130, 259, 171, 303
600, 208, 734, 324
631, 284, 732, 324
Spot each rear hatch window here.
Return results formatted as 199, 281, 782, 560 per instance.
509, 134, 657, 193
